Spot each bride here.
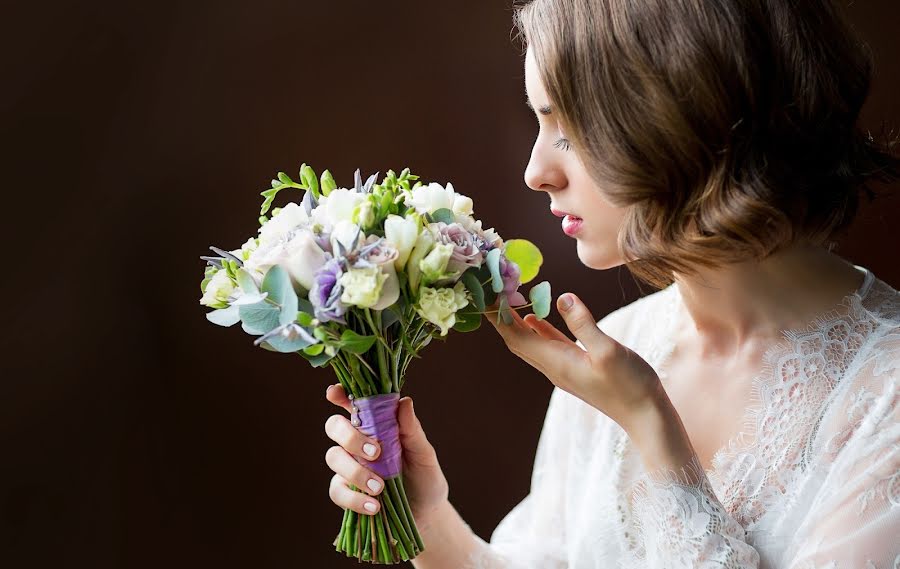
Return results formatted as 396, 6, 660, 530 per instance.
323, 0, 900, 566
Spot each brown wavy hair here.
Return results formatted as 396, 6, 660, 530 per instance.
513, 0, 900, 289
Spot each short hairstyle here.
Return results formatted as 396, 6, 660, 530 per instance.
514, 0, 899, 289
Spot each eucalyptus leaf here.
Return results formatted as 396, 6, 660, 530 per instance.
461, 269, 485, 311
236, 268, 259, 294
298, 296, 314, 315
261, 265, 291, 304
239, 301, 280, 335
498, 294, 512, 325
487, 248, 503, 293
431, 208, 455, 225
529, 281, 552, 320
279, 284, 298, 326
452, 304, 482, 332
340, 329, 377, 354
503, 239, 543, 284
266, 331, 315, 353
230, 292, 269, 306
380, 307, 401, 330
206, 305, 240, 327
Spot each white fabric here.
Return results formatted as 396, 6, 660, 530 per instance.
465, 264, 900, 568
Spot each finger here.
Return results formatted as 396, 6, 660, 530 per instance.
325, 383, 352, 413
556, 293, 613, 355
523, 314, 574, 344
324, 414, 381, 461
324, 445, 384, 497
397, 396, 436, 459
329, 473, 381, 515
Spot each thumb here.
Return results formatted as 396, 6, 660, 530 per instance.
557, 293, 609, 353
397, 396, 435, 459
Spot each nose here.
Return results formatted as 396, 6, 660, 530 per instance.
523, 145, 566, 193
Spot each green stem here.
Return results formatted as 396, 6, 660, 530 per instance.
387, 478, 416, 552
380, 482, 414, 556
397, 476, 425, 552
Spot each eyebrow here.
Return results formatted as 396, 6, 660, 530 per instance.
525, 97, 552, 115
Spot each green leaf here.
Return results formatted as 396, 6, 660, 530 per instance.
452, 304, 482, 332
529, 281, 551, 320
504, 239, 543, 284
340, 329, 377, 354
431, 208, 454, 224
239, 301, 280, 335
461, 269, 485, 311
303, 343, 325, 356
299, 349, 335, 367
487, 249, 503, 293
320, 169, 336, 196
206, 305, 240, 327
300, 163, 320, 199
296, 311, 315, 327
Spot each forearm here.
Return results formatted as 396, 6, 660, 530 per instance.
624, 393, 701, 485
411, 499, 482, 569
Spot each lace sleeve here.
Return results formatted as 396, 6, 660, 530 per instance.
780, 332, 900, 569
626, 454, 761, 568
463, 386, 572, 569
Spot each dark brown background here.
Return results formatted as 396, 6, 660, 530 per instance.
1, 2, 897, 568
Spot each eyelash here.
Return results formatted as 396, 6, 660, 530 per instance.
553, 137, 571, 151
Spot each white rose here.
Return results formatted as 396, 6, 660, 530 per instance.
200, 269, 235, 308
312, 188, 366, 227
384, 214, 419, 270
281, 229, 328, 290
259, 202, 309, 245
245, 229, 327, 290
415, 282, 469, 336
339, 266, 387, 308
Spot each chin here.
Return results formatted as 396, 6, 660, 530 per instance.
575, 239, 625, 270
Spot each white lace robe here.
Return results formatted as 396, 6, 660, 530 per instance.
466, 264, 900, 568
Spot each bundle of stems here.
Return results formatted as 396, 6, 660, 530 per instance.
328, 307, 433, 563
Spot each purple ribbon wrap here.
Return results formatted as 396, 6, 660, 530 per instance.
349, 392, 403, 479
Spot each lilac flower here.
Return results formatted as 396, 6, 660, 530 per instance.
499, 256, 527, 306
310, 257, 348, 324
431, 222, 484, 273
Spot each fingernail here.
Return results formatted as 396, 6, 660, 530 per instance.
558, 294, 574, 311
364, 501, 378, 513
325, 384, 335, 396
363, 443, 377, 457
367, 479, 382, 493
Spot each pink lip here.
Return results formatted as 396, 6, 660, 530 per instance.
550, 208, 571, 218
561, 215, 583, 236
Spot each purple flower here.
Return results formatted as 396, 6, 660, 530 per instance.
432, 222, 484, 273
310, 257, 347, 324
499, 256, 527, 306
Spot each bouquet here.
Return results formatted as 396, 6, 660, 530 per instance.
199, 164, 550, 563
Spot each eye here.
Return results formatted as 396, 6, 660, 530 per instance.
553, 137, 571, 151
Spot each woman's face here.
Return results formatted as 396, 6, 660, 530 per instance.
523, 45, 628, 270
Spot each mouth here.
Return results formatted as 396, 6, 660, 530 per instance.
550, 207, 584, 237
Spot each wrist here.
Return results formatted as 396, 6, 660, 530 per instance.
624, 392, 697, 477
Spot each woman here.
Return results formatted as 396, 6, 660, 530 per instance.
323, 0, 900, 566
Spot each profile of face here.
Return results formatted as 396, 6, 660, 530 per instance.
523, 45, 628, 270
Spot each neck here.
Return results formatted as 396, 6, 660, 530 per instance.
672, 244, 865, 358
